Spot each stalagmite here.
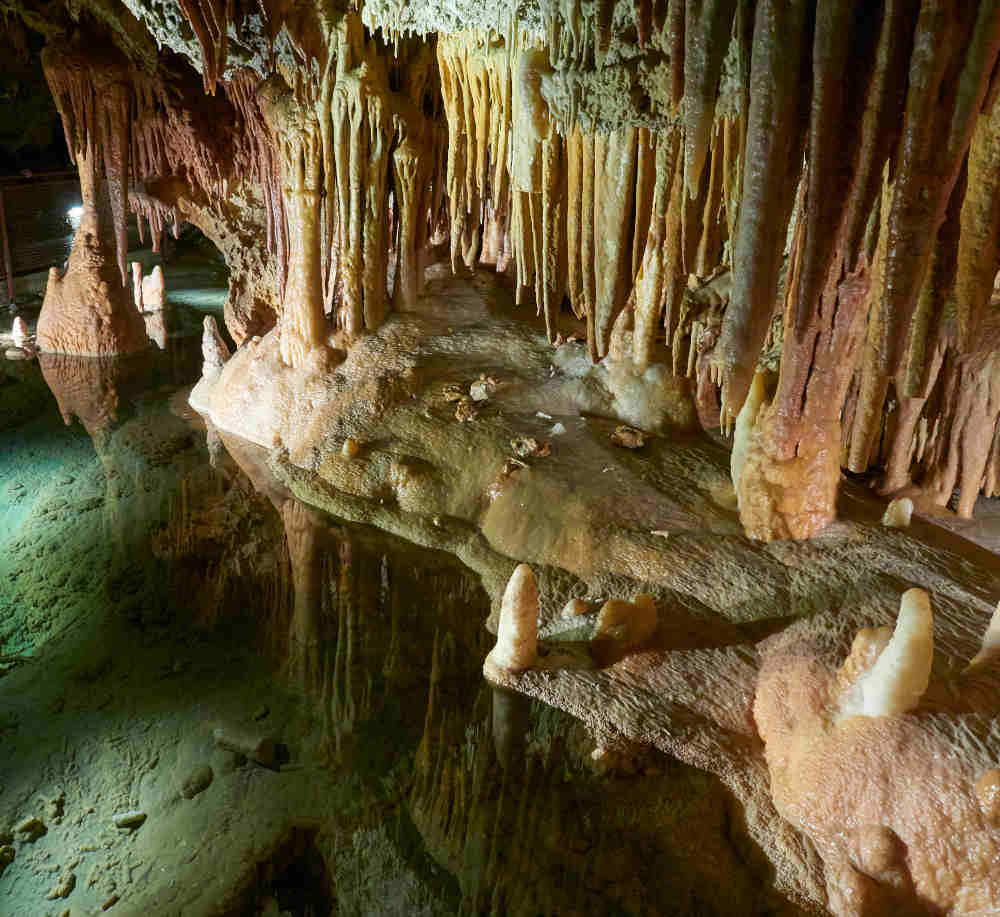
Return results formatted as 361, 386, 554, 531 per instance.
730, 370, 769, 508
36, 143, 147, 357
839, 589, 933, 720
200, 315, 231, 384
484, 564, 538, 675
965, 601, 1000, 673
881, 496, 913, 529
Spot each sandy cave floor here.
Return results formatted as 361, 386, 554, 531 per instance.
1, 265, 999, 915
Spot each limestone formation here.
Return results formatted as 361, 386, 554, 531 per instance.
11, 316, 28, 350
881, 496, 914, 529
484, 564, 538, 676
200, 315, 230, 383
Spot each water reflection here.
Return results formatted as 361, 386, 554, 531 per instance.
2, 340, 788, 916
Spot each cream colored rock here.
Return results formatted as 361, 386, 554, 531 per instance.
561, 598, 596, 619
731, 370, 769, 509
484, 564, 538, 676
881, 496, 914, 528
966, 600, 1000, 672
839, 589, 933, 720
11, 316, 28, 349
755, 588, 1000, 915
142, 265, 166, 311
592, 594, 657, 648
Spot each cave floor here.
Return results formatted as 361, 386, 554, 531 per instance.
1, 268, 998, 916
0, 302, 807, 916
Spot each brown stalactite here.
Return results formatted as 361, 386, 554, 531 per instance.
956, 88, 1000, 351
259, 78, 327, 368
177, 0, 233, 94
879, 0, 1000, 380
667, 0, 686, 110
844, 173, 892, 474
902, 161, 965, 395
714, 0, 810, 427
790, 0, 864, 337
682, 0, 737, 200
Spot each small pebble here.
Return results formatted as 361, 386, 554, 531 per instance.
112, 811, 146, 831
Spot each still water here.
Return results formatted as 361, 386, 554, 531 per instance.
0, 301, 795, 917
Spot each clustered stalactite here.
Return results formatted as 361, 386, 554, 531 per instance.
34, 0, 1000, 538
426, 4, 1000, 539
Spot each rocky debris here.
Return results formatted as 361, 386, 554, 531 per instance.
510, 436, 550, 459
15, 815, 47, 842
0, 844, 14, 876
469, 374, 498, 401
181, 764, 214, 799
46, 869, 76, 899
112, 810, 147, 831
440, 383, 465, 402
610, 425, 646, 449
213, 725, 277, 768
454, 397, 479, 422
44, 791, 66, 824
561, 598, 597, 619
592, 595, 658, 649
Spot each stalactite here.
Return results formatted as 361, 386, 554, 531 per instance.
844, 173, 892, 474
178, 0, 233, 94
225, 70, 289, 297
901, 162, 965, 394
714, 0, 810, 427
955, 88, 1000, 351
667, 0, 686, 110
593, 129, 638, 358
682, 0, 737, 199
260, 79, 327, 368
879, 1, 1000, 382
633, 130, 681, 370
128, 191, 181, 253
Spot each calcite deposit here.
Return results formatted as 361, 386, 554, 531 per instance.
6, 0, 1000, 913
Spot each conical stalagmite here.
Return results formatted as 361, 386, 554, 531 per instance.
484, 564, 539, 675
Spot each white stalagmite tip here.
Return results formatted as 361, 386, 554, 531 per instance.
840, 588, 934, 719
486, 563, 539, 673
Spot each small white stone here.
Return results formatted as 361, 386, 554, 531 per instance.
881, 497, 913, 529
